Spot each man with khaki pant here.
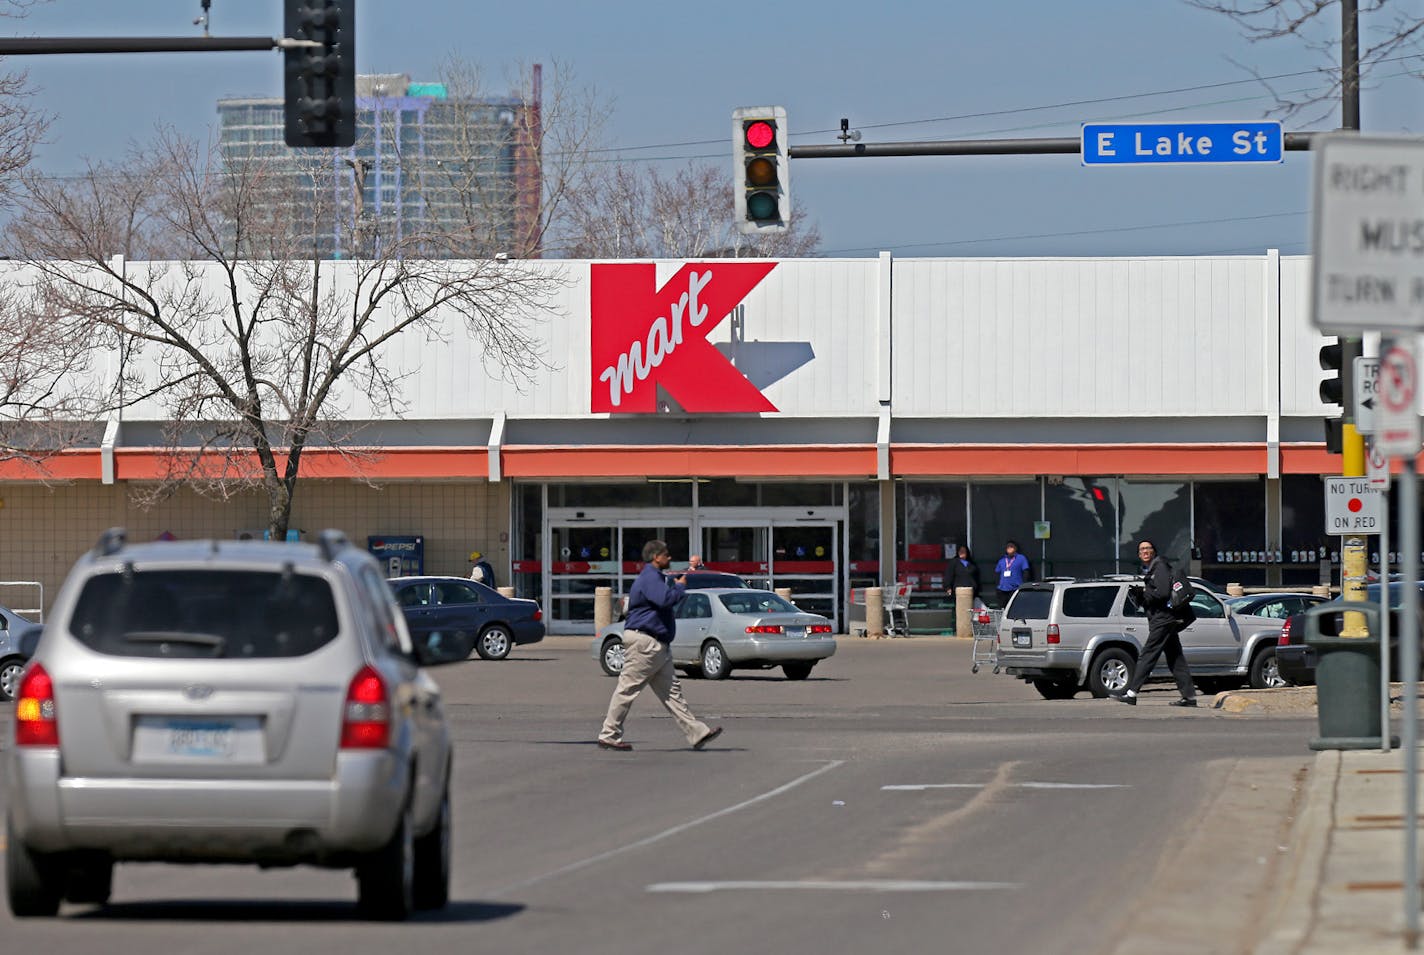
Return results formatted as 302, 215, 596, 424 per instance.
598, 539, 723, 752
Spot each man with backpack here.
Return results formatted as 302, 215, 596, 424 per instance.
1110, 539, 1198, 708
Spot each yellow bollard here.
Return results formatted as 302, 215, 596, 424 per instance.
775, 587, 794, 604
1226, 582, 1245, 597
955, 587, 975, 640
594, 586, 612, 633
866, 587, 884, 639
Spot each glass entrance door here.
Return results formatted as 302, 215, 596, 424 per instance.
546, 523, 616, 634
700, 522, 771, 589
617, 522, 691, 607
771, 523, 839, 626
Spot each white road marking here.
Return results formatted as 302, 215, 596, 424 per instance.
882, 782, 1129, 791
491, 760, 846, 898
647, 880, 1018, 893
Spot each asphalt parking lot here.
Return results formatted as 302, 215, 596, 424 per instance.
0, 636, 1320, 955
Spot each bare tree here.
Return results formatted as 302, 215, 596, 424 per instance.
0, 0, 47, 210
1185, 0, 1424, 122
559, 161, 821, 259
8, 129, 559, 538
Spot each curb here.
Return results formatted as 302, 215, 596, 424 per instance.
1255, 750, 1338, 954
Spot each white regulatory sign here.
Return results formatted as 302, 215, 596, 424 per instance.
1375, 341, 1422, 458
1367, 440, 1390, 489
1354, 356, 1379, 435
1312, 133, 1424, 332
1324, 476, 1383, 534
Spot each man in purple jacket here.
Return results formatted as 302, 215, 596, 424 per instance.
598, 539, 723, 752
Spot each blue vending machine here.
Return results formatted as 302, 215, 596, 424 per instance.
367, 535, 424, 578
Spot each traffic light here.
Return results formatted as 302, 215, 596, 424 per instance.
732, 106, 790, 234
1319, 337, 1343, 405
1320, 336, 1343, 453
284, 1, 355, 148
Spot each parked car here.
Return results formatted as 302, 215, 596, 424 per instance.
994, 577, 1288, 699
616, 570, 749, 620
6, 527, 470, 920
1224, 592, 1330, 621
0, 603, 37, 702
1276, 582, 1424, 687
390, 575, 544, 660
594, 587, 836, 680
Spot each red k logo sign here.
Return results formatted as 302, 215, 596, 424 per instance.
590, 262, 778, 413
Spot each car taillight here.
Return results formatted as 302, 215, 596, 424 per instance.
746, 625, 784, 634
532, 608, 543, 622
341, 665, 390, 749
808, 624, 833, 634
1047, 624, 1060, 645
1278, 618, 1293, 647
15, 663, 58, 747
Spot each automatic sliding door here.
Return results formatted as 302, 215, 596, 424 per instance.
547, 524, 616, 634
771, 523, 839, 627
701, 523, 771, 589
618, 524, 691, 602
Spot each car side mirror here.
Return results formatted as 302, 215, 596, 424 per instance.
411, 630, 476, 667
17, 622, 43, 657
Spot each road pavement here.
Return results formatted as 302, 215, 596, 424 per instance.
0, 636, 1329, 954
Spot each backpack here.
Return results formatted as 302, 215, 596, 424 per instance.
1166, 562, 1193, 612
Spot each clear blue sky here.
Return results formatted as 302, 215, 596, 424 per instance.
7, 0, 1424, 257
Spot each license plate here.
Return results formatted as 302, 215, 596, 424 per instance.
133, 716, 264, 763
785, 626, 806, 638
1013, 629, 1032, 648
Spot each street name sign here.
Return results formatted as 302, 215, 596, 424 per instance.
1324, 476, 1383, 533
1355, 355, 1380, 434
1081, 121, 1283, 166
1312, 133, 1424, 332
1376, 340, 1422, 457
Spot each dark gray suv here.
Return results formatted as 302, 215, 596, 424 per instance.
994, 577, 1286, 699
7, 528, 470, 920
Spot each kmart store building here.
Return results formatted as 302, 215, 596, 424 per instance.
0, 251, 1365, 632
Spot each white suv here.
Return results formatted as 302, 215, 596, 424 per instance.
7, 528, 469, 920
994, 577, 1286, 699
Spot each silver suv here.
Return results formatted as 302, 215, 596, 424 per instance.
6, 528, 469, 920
994, 577, 1286, 699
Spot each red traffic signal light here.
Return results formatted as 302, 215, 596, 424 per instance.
732, 106, 790, 234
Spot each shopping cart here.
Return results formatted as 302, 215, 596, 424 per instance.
848, 583, 914, 638
970, 607, 1002, 673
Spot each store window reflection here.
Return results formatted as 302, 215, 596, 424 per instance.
970, 482, 1040, 577
1196, 478, 1267, 587
1118, 480, 1191, 572
1281, 475, 1327, 586
1043, 478, 1116, 579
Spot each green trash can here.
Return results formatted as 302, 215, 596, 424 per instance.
1304, 601, 1394, 751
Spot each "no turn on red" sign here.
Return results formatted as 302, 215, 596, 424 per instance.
1325, 476, 1383, 534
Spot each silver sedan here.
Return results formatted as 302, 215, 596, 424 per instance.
592, 588, 837, 681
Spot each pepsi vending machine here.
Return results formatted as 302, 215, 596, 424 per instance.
367, 535, 424, 578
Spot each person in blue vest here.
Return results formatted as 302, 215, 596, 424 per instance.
468, 551, 496, 589
993, 540, 1032, 609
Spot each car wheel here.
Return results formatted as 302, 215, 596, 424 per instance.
0, 656, 25, 702
1032, 677, 1079, 700
63, 856, 113, 906
600, 637, 625, 677
1249, 646, 1288, 690
357, 798, 415, 921
6, 814, 63, 917
475, 624, 513, 661
412, 782, 450, 911
701, 640, 730, 680
782, 662, 814, 681
1087, 648, 1134, 699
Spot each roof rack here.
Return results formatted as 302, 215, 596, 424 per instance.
318, 529, 350, 561
94, 527, 127, 557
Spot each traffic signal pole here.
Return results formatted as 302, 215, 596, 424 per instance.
0, 36, 314, 55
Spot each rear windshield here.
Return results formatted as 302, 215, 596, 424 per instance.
1005, 588, 1053, 621
682, 572, 748, 589
69, 569, 340, 659
1061, 586, 1119, 618
719, 591, 797, 615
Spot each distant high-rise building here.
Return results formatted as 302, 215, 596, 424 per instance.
217, 69, 543, 259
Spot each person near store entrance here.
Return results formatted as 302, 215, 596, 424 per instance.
993, 540, 1032, 609
468, 551, 496, 588
598, 539, 723, 752
1110, 539, 1198, 708
946, 544, 982, 617
688, 554, 706, 571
